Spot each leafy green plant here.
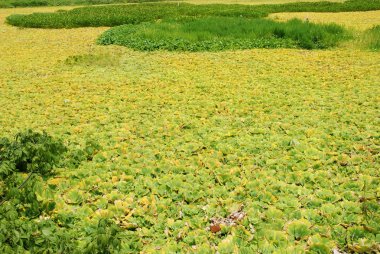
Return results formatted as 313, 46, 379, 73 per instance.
82, 218, 122, 254
61, 139, 102, 168
0, 130, 66, 215
0, 130, 118, 253
0, 130, 67, 252
285, 219, 311, 240
0, 129, 66, 177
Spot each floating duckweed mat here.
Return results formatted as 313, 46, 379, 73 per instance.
1, 2, 380, 253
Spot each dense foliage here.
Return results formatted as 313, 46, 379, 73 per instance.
5, 3, 265, 28
0, 130, 123, 253
0, 130, 65, 252
0, 0, 164, 8
0, 130, 66, 177
6, 0, 380, 28
98, 17, 350, 51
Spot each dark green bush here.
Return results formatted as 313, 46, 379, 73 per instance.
0, 130, 66, 251
0, 130, 120, 253
0, 129, 66, 177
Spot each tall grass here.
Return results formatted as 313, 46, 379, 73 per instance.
0, 0, 164, 8
258, 0, 380, 13
362, 25, 380, 51
97, 17, 350, 51
6, 0, 380, 29
5, 3, 265, 28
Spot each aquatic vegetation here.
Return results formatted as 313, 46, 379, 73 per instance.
98, 17, 350, 51
0, 4, 379, 253
6, 0, 380, 28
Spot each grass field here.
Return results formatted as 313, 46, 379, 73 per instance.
1, 2, 380, 253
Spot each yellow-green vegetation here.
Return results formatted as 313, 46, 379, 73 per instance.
0, 3, 380, 254
362, 25, 380, 50
269, 10, 380, 51
269, 10, 380, 31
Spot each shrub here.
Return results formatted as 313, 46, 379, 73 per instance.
0, 130, 120, 253
0, 129, 66, 177
0, 130, 67, 251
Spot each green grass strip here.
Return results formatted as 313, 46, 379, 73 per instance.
97, 17, 351, 51
0, 0, 165, 8
6, 0, 380, 29
5, 3, 265, 28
